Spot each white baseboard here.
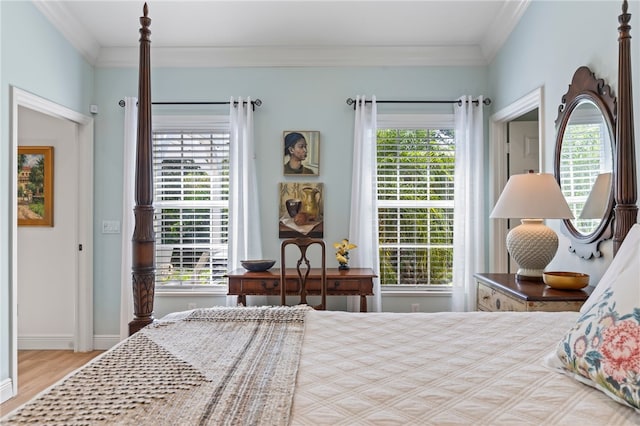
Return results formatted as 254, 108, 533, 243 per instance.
18, 335, 74, 350
17, 335, 119, 351
0, 378, 14, 404
93, 335, 119, 350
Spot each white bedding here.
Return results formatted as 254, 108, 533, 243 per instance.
291, 310, 639, 425
3, 308, 639, 425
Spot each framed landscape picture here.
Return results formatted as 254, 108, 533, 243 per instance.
18, 146, 54, 226
283, 130, 320, 176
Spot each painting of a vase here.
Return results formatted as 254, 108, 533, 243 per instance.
278, 182, 324, 238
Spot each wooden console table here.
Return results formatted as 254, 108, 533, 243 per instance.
227, 267, 376, 312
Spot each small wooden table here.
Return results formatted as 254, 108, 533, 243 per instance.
474, 273, 593, 312
227, 268, 376, 312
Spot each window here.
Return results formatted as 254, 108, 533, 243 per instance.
153, 116, 229, 290
377, 114, 455, 288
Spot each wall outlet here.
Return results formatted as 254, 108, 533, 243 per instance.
411, 303, 420, 312
102, 220, 121, 234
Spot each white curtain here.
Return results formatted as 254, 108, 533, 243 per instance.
348, 95, 382, 312
119, 97, 137, 340
228, 97, 265, 306
452, 96, 486, 311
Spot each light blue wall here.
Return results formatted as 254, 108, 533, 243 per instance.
489, 0, 640, 284
0, 1, 94, 382
2, 0, 640, 387
93, 66, 488, 328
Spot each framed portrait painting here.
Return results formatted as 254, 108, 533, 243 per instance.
279, 182, 323, 238
17, 146, 54, 226
283, 130, 320, 176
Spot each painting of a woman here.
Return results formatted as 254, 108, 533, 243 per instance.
283, 131, 319, 175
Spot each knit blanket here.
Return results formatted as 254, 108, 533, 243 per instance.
1, 306, 311, 425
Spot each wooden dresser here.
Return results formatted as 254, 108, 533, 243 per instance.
227, 268, 376, 312
474, 273, 593, 312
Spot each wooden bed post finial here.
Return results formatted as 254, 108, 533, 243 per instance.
613, 0, 637, 255
130, 3, 155, 335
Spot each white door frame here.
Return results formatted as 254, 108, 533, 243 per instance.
9, 87, 94, 397
488, 87, 544, 272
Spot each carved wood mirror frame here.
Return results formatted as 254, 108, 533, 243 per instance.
554, 66, 616, 259
552, 0, 636, 260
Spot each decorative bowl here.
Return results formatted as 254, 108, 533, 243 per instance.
543, 271, 589, 290
241, 260, 276, 272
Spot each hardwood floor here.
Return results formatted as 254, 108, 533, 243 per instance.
0, 350, 104, 416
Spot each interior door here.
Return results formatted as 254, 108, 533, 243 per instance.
506, 118, 539, 273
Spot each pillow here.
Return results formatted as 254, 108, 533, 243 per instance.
579, 224, 640, 314
549, 224, 640, 411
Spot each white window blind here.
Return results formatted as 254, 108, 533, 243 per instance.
559, 120, 609, 231
152, 126, 229, 289
377, 120, 455, 287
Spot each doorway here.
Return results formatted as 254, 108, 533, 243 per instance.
505, 112, 540, 273
8, 87, 94, 400
18, 107, 78, 348
488, 88, 543, 273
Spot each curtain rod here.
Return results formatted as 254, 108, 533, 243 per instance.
345, 97, 491, 109
118, 99, 263, 110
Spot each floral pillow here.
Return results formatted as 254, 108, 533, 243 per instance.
551, 234, 640, 412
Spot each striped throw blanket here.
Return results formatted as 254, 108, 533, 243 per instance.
2, 306, 311, 425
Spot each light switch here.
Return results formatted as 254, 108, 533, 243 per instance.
102, 220, 121, 234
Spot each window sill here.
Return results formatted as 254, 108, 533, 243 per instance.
156, 287, 228, 297
381, 286, 452, 297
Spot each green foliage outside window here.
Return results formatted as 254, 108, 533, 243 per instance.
153, 132, 230, 288
377, 128, 455, 286
559, 122, 608, 234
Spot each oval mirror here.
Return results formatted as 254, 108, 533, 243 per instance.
554, 66, 616, 259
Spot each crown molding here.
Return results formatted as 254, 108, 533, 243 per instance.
481, 0, 531, 62
33, 0, 100, 65
97, 45, 488, 68
34, 0, 527, 68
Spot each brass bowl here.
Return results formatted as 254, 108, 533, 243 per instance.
543, 271, 589, 290
241, 260, 276, 272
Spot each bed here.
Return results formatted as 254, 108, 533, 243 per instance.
2, 1, 639, 424
2, 305, 640, 425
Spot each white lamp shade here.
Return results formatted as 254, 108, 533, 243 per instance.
491, 172, 573, 280
490, 172, 574, 219
579, 172, 612, 219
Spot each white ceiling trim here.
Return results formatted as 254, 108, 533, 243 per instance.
34, 1, 100, 64
34, 0, 528, 68
97, 45, 488, 68
481, 0, 531, 61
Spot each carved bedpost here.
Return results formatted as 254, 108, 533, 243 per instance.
129, 3, 155, 335
613, 0, 637, 254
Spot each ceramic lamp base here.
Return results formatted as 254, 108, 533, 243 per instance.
507, 219, 559, 280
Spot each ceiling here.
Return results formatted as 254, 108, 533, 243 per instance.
34, 0, 530, 67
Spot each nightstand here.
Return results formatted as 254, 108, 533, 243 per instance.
474, 273, 593, 312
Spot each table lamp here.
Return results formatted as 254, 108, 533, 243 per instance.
490, 171, 574, 280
